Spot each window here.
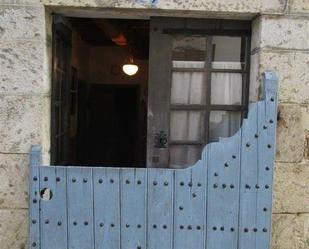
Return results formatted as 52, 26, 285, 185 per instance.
147, 18, 251, 168
51, 16, 250, 168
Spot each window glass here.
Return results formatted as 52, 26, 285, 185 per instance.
172, 35, 206, 61
171, 61, 205, 105
209, 111, 241, 142
170, 110, 204, 141
211, 71, 242, 105
212, 36, 241, 62
169, 145, 202, 168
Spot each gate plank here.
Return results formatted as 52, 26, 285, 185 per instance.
206, 130, 241, 249
93, 168, 120, 249
238, 103, 258, 249
29, 145, 41, 249
121, 168, 147, 249
256, 72, 278, 249
174, 160, 206, 249
67, 167, 94, 249
40, 166, 67, 249
147, 168, 174, 249
256, 100, 269, 249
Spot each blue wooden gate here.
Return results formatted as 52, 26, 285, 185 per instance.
29, 71, 278, 249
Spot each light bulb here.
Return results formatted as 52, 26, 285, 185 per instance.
122, 64, 138, 76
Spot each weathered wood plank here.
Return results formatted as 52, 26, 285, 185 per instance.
40, 166, 67, 249
238, 103, 258, 249
174, 159, 206, 249
256, 72, 279, 249
206, 130, 241, 249
93, 167, 120, 249
67, 167, 94, 249
29, 145, 41, 249
121, 168, 147, 249
147, 168, 174, 249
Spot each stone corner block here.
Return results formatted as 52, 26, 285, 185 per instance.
0, 40, 50, 95
272, 213, 309, 249
0, 153, 29, 209
0, 4, 46, 42
0, 95, 50, 153
260, 16, 309, 50
0, 209, 28, 249
276, 104, 305, 162
259, 51, 309, 104
273, 161, 309, 213
289, 0, 309, 14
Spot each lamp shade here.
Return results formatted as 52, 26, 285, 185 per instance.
122, 63, 138, 76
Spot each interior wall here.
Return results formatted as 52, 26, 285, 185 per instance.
88, 46, 148, 101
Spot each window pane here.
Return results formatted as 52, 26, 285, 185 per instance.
170, 110, 203, 141
172, 35, 206, 61
212, 36, 241, 62
169, 145, 202, 169
209, 111, 241, 142
171, 62, 205, 105
211, 72, 242, 105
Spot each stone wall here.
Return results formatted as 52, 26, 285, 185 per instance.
0, 0, 308, 249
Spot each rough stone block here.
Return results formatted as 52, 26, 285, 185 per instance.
302, 106, 309, 159
0, 209, 28, 249
0, 95, 50, 153
273, 162, 309, 213
272, 214, 309, 249
259, 51, 309, 104
249, 52, 260, 102
0, 41, 49, 94
260, 16, 309, 50
261, 0, 286, 13
289, 0, 309, 14
251, 16, 262, 51
0, 153, 29, 209
39, 0, 285, 14
0, 4, 45, 41
1, 1, 40, 4
276, 104, 305, 162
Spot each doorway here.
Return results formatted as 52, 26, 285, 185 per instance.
51, 16, 149, 167
86, 84, 141, 167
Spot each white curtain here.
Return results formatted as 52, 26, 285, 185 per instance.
209, 61, 242, 141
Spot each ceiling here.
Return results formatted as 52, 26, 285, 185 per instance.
68, 18, 150, 60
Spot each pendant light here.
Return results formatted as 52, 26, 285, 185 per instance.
122, 56, 138, 76
122, 30, 138, 76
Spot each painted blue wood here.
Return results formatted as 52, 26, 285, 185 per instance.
29, 145, 41, 249
93, 167, 120, 249
256, 72, 279, 249
121, 168, 147, 249
67, 167, 94, 249
39, 166, 67, 249
206, 130, 241, 249
238, 103, 259, 249
29, 72, 278, 249
174, 160, 206, 249
147, 168, 174, 249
